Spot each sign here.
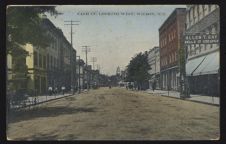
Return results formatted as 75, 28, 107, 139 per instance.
184, 34, 219, 45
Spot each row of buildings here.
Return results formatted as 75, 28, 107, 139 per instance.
7, 14, 101, 95
147, 5, 219, 96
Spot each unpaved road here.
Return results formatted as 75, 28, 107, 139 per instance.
7, 87, 219, 140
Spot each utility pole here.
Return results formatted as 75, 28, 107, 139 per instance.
82, 46, 91, 90
77, 56, 81, 93
90, 57, 97, 70
82, 46, 91, 66
64, 20, 80, 94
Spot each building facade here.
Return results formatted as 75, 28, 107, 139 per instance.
76, 59, 85, 90
185, 5, 219, 96
159, 8, 186, 91
25, 44, 47, 95
148, 46, 160, 89
24, 15, 77, 95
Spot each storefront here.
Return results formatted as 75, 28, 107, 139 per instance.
186, 51, 219, 96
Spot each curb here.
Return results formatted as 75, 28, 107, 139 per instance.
146, 92, 219, 107
160, 94, 219, 107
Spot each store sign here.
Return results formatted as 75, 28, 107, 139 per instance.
184, 34, 219, 45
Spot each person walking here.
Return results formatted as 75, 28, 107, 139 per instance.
61, 86, 65, 95
152, 80, 156, 92
48, 86, 52, 96
54, 87, 58, 95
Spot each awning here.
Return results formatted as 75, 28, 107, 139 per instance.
186, 51, 219, 76
186, 55, 206, 76
192, 51, 219, 76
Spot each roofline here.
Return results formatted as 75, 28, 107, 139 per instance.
159, 8, 186, 32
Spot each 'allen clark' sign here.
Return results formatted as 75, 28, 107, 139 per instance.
184, 34, 219, 45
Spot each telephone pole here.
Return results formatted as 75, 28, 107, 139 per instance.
81, 46, 91, 66
82, 46, 91, 90
64, 20, 80, 94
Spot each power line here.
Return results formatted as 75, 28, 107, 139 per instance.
64, 20, 80, 48
64, 20, 80, 93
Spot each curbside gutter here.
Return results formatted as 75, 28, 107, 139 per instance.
160, 94, 219, 107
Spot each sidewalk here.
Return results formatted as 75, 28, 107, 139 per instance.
146, 89, 219, 106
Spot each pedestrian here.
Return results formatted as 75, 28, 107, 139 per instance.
152, 80, 156, 92
34, 97, 37, 105
48, 86, 52, 96
54, 87, 58, 95
61, 86, 65, 95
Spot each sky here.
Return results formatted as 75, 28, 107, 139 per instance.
47, 5, 186, 75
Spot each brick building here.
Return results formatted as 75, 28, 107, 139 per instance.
159, 8, 186, 91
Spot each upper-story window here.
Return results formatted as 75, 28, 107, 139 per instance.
208, 5, 211, 12
197, 5, 200, 21
204, 5, 208, 16
190, 7, 194, 26
34, 51, 37, 66
47, 54, 49, 69
199, 5, 203, 20
50, 55, 53, 69
194, 6, 197, 23
202, 5, 205, 17
39, 53, 42, 68
186, 11, 190, 29
43, 55, 46, 69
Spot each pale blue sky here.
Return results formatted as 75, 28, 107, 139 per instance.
47, 5, 186, 75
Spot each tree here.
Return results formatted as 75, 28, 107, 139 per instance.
6, 6, 59, 52
126, 51, 151, 90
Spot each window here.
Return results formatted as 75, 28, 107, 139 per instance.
197, 5, 200, 21
204, 5, 207, 16
175, 52, 177, 61
190, 7, 194, 25
47, 54, 49, 69
172, 54, 174, 62
50, 56, 53, 69
208, 5, 211, 12
193, 6, 197, 23
43, 55, 46, 69
199, 5, 203, 20
39, 53, 42, 68
54, 57, 56, 68
34, 51, 37, 66
202, 5, 205, 17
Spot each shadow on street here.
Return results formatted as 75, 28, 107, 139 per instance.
9, 106, 97, 124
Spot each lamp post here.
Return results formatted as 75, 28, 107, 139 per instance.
77, 56, 81, 93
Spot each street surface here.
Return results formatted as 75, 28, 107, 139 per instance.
7, 87, 219, 140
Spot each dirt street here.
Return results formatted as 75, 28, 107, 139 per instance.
7, 87, 219, 140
